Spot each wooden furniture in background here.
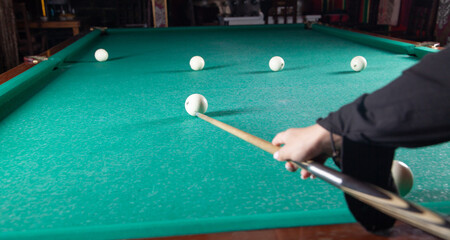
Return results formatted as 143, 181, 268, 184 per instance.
14, 2, 48, 56
0, 0, 19, 73
264, 0, 297, 24
17, 20, 81, 36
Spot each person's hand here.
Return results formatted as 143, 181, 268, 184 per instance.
272, 124, 342, 179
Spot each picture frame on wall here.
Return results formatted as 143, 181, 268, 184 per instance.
152, 0, 168, 27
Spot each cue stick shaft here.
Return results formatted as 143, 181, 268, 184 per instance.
196, 112, 450, 239
196, 112, 279, 154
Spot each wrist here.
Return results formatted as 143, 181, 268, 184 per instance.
313, 124, 342, 157
331, 133, 342, 152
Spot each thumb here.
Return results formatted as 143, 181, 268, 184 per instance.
273, 146, 289, 162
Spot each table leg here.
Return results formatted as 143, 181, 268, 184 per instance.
72, 27, 79, 36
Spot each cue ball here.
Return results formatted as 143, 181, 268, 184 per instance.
185, 94, 208, 116
391, 160, 414, 197
190, 56, 205, 71
269, 56, 285, 71
95, 49, 109, 62
350, 56, 367, 72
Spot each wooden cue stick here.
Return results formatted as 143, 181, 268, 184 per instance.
196, 112, 450, 239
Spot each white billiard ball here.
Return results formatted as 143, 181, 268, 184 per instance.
95, 48, 109, 62
391, 160, 414, 197
350, 56, 367, 72
269, 56, 285, 71
185, 94, 208, 116
190, 56, 205, 71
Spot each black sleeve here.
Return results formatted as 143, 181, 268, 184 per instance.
317, 47, 450, 148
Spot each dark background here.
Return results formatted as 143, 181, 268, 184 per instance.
0, 0, 448, 73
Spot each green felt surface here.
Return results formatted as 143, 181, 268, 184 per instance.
0, 24, 448, 239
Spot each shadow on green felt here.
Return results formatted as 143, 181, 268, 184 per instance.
203, 64, 234, 71
106, 56, 132, 61
240, 70, 274, 75
283, 66, 311, 71
240, 66, 310, 75
328, 70, 356, 75
154, 64, 233, 74
153, 69, 193, 73
110, 107, 264, 133
64, 55, 132, 64
329, 67, 388, 75
207, 107, 265, 117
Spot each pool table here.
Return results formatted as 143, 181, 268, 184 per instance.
0, 24, 448, 240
